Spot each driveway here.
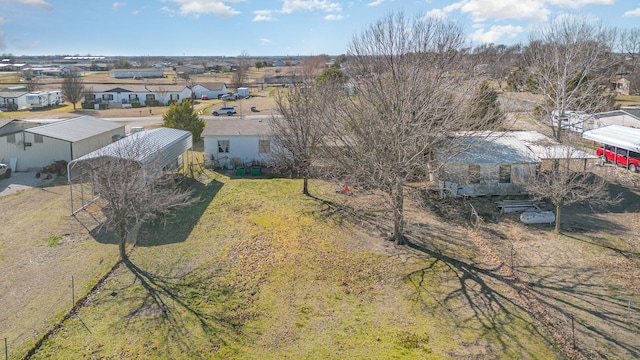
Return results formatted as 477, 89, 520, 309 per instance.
0, 171, 49, 197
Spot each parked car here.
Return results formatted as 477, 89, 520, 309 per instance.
220, 93, 237, 101
596, 145, 640, 172
201, 95, 209, 100
0, 163, 11, 179
212, 107, 236, 116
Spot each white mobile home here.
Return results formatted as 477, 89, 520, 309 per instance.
202, 118, 272, 169
26, 90, 64, 109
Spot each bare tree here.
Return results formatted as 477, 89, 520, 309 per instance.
617, 28, 640, 73
268, 78, 336, 196
526, 16, 615, 143
518, 149, 615, 233
79, 136, 195, 261
61, 72, 85, 110
322, 13, 491, 245
25, 77, 41, 92
232, 50, 250, 90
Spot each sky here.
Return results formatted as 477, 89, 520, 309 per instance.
0, 0, 639, 57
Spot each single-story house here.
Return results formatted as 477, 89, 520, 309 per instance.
0, 91, 30, 111
109, 68, 165, 79
612, 77, 630, 96
202, 118, 272, 169
191, 83, 227, 99
0, 116, 125, 171
438, 131, 596, 196
84, 84, 192, 107
438, 132, 541, 196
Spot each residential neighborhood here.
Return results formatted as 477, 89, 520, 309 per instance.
3, 2, 640, 359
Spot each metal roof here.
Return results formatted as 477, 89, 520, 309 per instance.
509, 131, 597, 159
73, 127, 193, 167
582, 125, 640, 153
26, 116, 124, 143
202, 118, 272, 137
443, 133, 541, 164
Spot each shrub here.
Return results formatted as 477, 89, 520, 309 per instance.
131, 101, 141, 108
81, 101, 95, 109
99, 103, 108, 110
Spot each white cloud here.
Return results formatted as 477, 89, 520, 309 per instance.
281, 0, 342, 14
131, 9, 139, 15
367, 0, 384, 6
546, 0, 614, 8
470, 24, 524, 44
163, 0, 240, 17
457, 0, 549, 22
16, 0, 52, 11
624, 8, 640, 17
253, 10, 275, 22
260, 38, 271, 45
112, 2, 125, 11
160, 6, 176, 16
324, 13, 343, 20
425, 9, 448, 20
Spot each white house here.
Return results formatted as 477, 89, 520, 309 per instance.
586, 110, 640, 130
85, 84, 192, 107
191, 83, 227, 99
0, 90, 30, 111
0, 116, 125, 171
202, 118, 272, 169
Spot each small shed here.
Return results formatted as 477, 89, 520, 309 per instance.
202, 118, 272, 169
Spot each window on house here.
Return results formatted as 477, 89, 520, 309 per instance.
102, 94, 114, 101
170, 94, 179, 100
468, 164, 480, 184
258, 140, 270, 153
85, 94, 96, 101
7, 133, 15, 144
34, 134, 43, 143
146, 94, 155, 101
218, 140, 229, 153
129, 94, 139, 101
499, 165, 511, 183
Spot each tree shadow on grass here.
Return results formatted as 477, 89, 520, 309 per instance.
89, 179, 223, 246
306, 191, 640, 358
120, 257, 247, 356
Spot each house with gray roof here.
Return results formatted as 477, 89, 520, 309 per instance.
0, 116, 124, 171
84, 84, 192, 107
202, 118, 272, 169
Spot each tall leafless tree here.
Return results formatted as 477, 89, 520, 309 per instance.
268, 78, 337, 196
81, 137, 195, 261
617, 28, 640, 73
526, 16, 615, 143
232, 50, 250, 90
321, 12, 493, 245
61, 72, 85, 110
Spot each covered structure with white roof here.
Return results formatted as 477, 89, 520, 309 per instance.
582, 125, 640, 153
67, 127, 193, 215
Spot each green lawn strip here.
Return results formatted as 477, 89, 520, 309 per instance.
29, 176, 558, 359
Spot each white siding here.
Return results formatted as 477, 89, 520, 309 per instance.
15, 135, 71, 171
203, 135, 271, 168
72, 129, 125, 158
441, 162, 535, 196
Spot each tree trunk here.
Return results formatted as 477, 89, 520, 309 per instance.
302, 175, 309, 196
554, 205, 562, 233
393, 181, 406, 245
118, 221, 128, 261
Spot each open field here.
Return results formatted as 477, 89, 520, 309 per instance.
2, 164, 640, 358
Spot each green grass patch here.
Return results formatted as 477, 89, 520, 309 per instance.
45, 235, 63, 248
28, 174, 559, 359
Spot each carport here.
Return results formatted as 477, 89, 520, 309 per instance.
67, 127, 193, 215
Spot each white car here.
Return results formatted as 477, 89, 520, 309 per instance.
212, 107, 236, 116
0, 163, 11, 179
